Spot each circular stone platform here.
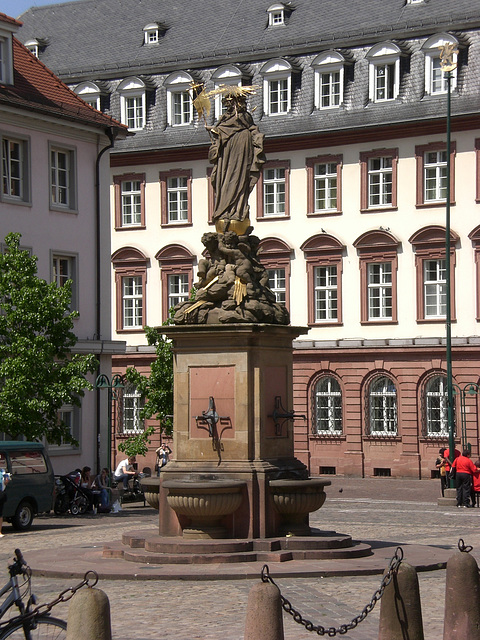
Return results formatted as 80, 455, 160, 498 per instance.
26, 532, 450, 581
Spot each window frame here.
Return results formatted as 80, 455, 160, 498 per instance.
0, 132, 31, 205
312, 52, 345, 110
423, 34, 459, 96
415, 142, 456, 208
121, 382, 145, 435
50, 404, 80, 450
301, 234, 344, 327
112, 247, 148, 333
256, 160, 290, 220
159, 169, 192, 226
258, 237, 292, 312
118, 77, 146, 131
156, 244, 195, 322
50, 251, 78, 311
468, 225, 480, 322
211, 65, 244, 118
366, 375, 398, 437
312, 375, 343, 436
409, 226, 458, 323
113, 173, 146, 230
143, 23, 159, 45
121, 275, 144, 330
48, 143, 77, 212
306, 154, 342, 216
360, 148, 398, 212
165, 71, 194, 126
0, 32, 14, 86
422, 373, 453, 438
74, 81, 104, 111
261, 59, 292, 116
354, 230, 399, 325
366, 43, 401, 103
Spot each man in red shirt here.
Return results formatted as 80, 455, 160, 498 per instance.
451, 449, 479, 507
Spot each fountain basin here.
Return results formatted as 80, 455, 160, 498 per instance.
163, 479, 246, 539
270, 478, 331, 536
140, 477, 160, 510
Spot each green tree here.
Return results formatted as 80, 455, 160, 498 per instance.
0, 233, 98, 444
124, 324, 174, 437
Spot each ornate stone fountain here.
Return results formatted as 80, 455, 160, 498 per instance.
105, 88, 370, 565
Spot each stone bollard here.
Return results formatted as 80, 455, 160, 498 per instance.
443, 551, 480, 640
244, 580, 284, 640
378, 562, 424, 640
66, 587, 112, 640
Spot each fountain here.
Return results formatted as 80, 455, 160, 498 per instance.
105, 87, 371, 565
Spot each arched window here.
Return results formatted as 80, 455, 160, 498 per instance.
211, 65, 245, 117
121, 382, 144, 434
366, 42, 401, 103
422, 34, 459, 95
74, 81, 104, 110
367, 376, 397, 435
164, 71, 194, 126
312, 376, 342, 435
111, 247, 148, 332
424, 375, 451, 437
156, 244, 195, 321
260, 59, 292, 115
312, 51, 345, 110
118, 77, 146, 130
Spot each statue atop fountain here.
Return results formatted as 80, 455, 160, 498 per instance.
173, 88, 289, 326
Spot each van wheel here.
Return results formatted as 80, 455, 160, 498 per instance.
12, 501, 34, 531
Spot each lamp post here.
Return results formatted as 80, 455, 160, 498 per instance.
95, 373, 124, 476
439, 43, 458, 483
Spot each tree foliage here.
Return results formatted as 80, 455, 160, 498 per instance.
124, 324, 174, 436
0, 233, 98, 444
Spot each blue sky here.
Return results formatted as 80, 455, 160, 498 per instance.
3, 0, 82, 20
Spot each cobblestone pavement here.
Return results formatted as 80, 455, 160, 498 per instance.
0, 477, 476, 639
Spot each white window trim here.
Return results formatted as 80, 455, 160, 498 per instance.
167, 176, 189, 223
211, 65, 243, 118
50, 251, 79, 310
423, 34, 459, 95
314, 265, 338, 323
167, 273, 190, 309
424, 150, 447, 203
267, 3, 286, 26
0, 28, 14, 85
74, 81, 102, 110
261, 59, 292, 116
1, 132, 31, 205
121, 179, 142, 227
24, 39, 39, 57
165, 71, 194, 126
49, 143, 77, 212
367, 262, 393, 320
314, 376, 342, 434
368, 156, 393, 207
122, 275, 143, 329
267, 268, 286, 305
314, 162, 338, 212
143, 23, 159, 44
425, 376, 449, 437
312, 51, 345, 110
118, 77, 146, 131
367, 43, 401, 103
423, 258, 446, 319
368, 376, 397, 435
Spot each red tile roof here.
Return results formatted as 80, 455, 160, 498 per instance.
0, 13, 21, 27
0, 37, 128, 136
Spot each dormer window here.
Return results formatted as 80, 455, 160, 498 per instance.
74, 81, 103, 110
118, 77, 147, 130
312, 51, 346, 109
261, 58, 292, 115
211, 65, 245, 117
0, 19, 17, 86
367, 42, 401, 103
143, 23, 159, 45
422, 34, 459, 95
267, 4, 285, 26
165, 71, 194, 126
25, 39, 39, 57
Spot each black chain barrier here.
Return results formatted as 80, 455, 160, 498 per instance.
261, 547, 404, 636
0, 570, 99, 630
458, 538, 473, 553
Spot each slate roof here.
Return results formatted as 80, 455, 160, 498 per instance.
0, 32, 128, 135
16, 0, 480, 154
17, 0, 480, 80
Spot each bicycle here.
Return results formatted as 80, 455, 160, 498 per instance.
0, 549, 66, 639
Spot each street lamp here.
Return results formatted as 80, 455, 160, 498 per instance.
95, 373, 124, 476
439, 43, 458, 483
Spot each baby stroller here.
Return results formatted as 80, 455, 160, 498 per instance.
53, 470, 94, 515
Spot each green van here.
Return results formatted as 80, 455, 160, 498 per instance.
0, 442, 55, 530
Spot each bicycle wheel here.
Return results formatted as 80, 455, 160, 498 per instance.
0, 615, 67, 639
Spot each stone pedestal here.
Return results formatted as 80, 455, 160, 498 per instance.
158, 323, 309, 539
437, 487, 457, 507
